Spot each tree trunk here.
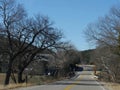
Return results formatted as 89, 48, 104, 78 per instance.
18, 70, 25, 83
11, 70, 17, 84
4, 60, 12, 85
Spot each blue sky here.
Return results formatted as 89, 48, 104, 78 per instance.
17, 0, 119, 50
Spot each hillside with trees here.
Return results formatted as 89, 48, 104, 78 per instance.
80, 49, 95, 64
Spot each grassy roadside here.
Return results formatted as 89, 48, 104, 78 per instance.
95, 71, 120, 90
0, 73, 6, 85
0, 73, 66, 90
0, 83, 32, 90
1, 72, 119, 90
105, 83, 120, 90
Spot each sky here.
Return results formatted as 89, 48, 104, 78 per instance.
17, 0, 119, 51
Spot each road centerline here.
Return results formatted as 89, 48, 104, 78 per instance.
64, 75, 83, 90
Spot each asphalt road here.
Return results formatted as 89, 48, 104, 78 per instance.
15, 71, 106, 90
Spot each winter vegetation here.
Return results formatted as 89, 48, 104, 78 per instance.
0, 0, 120, 90
85, 5, 120, 83
0, 0, 81, 86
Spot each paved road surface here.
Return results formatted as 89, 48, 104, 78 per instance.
15, 71, 106, 90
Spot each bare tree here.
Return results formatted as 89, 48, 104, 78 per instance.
85, 6, 120, 82
0, 0, 27, 85
54, 45, 81, 77
0, 0, 65, 85
85, 6, 120, 50
14, 16, 64, 83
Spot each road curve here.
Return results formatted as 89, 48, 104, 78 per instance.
15, 71, 106, 90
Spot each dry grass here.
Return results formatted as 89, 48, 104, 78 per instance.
0, 73, 18, 85
106, 83, 120, 90
0, 83, 32, 90
0, 73, 42, 90
0, 73, 32, 90
0, 73, 6, 85
0, 73, 65, 90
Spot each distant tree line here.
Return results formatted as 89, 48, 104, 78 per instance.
80, 49, 95, 64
